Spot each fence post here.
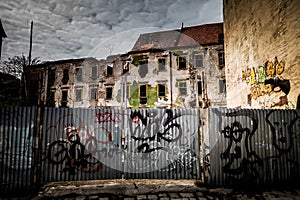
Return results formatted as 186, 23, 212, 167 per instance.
30, 105, 44, 190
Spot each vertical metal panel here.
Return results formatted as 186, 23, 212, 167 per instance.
208, 108, 300, 187
123, 108, 201, 179
0, 106, 36, 194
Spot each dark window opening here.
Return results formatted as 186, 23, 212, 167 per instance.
178, 56, 187, 70
218, 51, 225, 66
62, 69, 69, 85
107, 64, 113, 76
75, 89, 82, 101
179, 81, 187, 96
48, 69, 55, 87
198, 81, 202, 95
61, 91, 68, 107
219, 79, 226, 93
76, 68, 82, 82
218, 33, 224, 44
106, 87, 113, 100
158, 58, 166, 71
91, 66, 98, 80
90, 88, 97, 100
47, 91, 55, 107
139, 84, 147, 105
158, 84, 166, 97
195, 54, 203, 68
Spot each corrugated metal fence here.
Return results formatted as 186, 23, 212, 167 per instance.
41, 108, 201, 182
1, 106, 300, 193
206, 108, 300, 186
0, 107, 37, 194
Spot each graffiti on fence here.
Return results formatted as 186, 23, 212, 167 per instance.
47, 124, 102, 175
44, 108, 199, 177
218, 110, 263, 184
210, 108, 300, 186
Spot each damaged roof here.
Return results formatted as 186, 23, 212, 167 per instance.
131, 23, 223, 52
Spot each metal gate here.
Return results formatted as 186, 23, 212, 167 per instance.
41, 107, 201, 182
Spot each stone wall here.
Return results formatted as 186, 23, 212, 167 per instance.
224, 0, 300, 108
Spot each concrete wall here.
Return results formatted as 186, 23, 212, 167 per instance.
224, 0, 300, 108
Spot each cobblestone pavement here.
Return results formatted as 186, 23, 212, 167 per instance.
1, 180, 300, 200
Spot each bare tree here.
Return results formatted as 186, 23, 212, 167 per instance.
0, 54, 41, 78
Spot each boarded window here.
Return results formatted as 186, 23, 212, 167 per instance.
177, 56, 187, 70
106, 87, 113, 100
218, 51, 225, 66
158, 84, 166, 97
139, 84, 148, 104
158, 58, 166, 71
195, 54, 203, 68
107, 64, 113, 76
90, 88, 97, 100
76, 68, 82, 82
62, 69, 69, 85
75, 88, 82, 101
179, 81, 187, 96
219, 79, 226, 93
61, 90, 68, 107
91, 66, 98, 80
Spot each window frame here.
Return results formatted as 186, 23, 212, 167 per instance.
139, 84, 148, 105
218, 51, 225, 66
62, 68, 69, 85
106, 64, 113, 77
91, 65, 98, 80
90, 87, 97, 100
177, 55, 187, 70
178, 81, 187, 96
219, 79, 226, 94
76, 67, 82, 82
158, 83, 166, 97
194, 54, 204, 68
75, 88, 82, 101
105, 86, 113, 100
158, 58, 166, 71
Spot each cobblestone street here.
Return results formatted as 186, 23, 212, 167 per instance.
22, 180, 300, 200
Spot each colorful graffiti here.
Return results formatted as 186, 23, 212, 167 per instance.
241, 57, 291, 107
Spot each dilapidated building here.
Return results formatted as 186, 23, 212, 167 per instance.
24, 23, 226, 109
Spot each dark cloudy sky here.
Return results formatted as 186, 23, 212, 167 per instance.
0, 0, 223, 61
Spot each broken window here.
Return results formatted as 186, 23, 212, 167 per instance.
178, 81, 187, 96
91, 66, 98, 80
218, 51, 225, 66
139, 84, 148, 105
123, 61, 130, 74
158, 58, 166, 71
61, 90, 68, 107
48, 69, 55, 87
107, 64, 113, 76
47, 91, 55, 107
106, 87, 113, 100
195, 54, 203, 68
198, 80, 203, 95
177, 56, 187, 70
62, 69, 69, 85
158, 84, 166, 97
219, 79, 226, 93
90, 87, 97, 100
75, 88, 82, 101
76, 67, 82, 82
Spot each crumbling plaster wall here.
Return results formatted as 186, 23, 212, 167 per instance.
224, 0, 300, 108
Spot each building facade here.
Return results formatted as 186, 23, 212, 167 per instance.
24, 23, 226, 109
224, 0, 300, 108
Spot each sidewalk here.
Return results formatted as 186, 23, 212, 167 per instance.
29, 180, 300, 200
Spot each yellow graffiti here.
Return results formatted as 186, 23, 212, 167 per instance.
250, 67, 256, 85
277, 61, 285, 75
266, 61, 275, 78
